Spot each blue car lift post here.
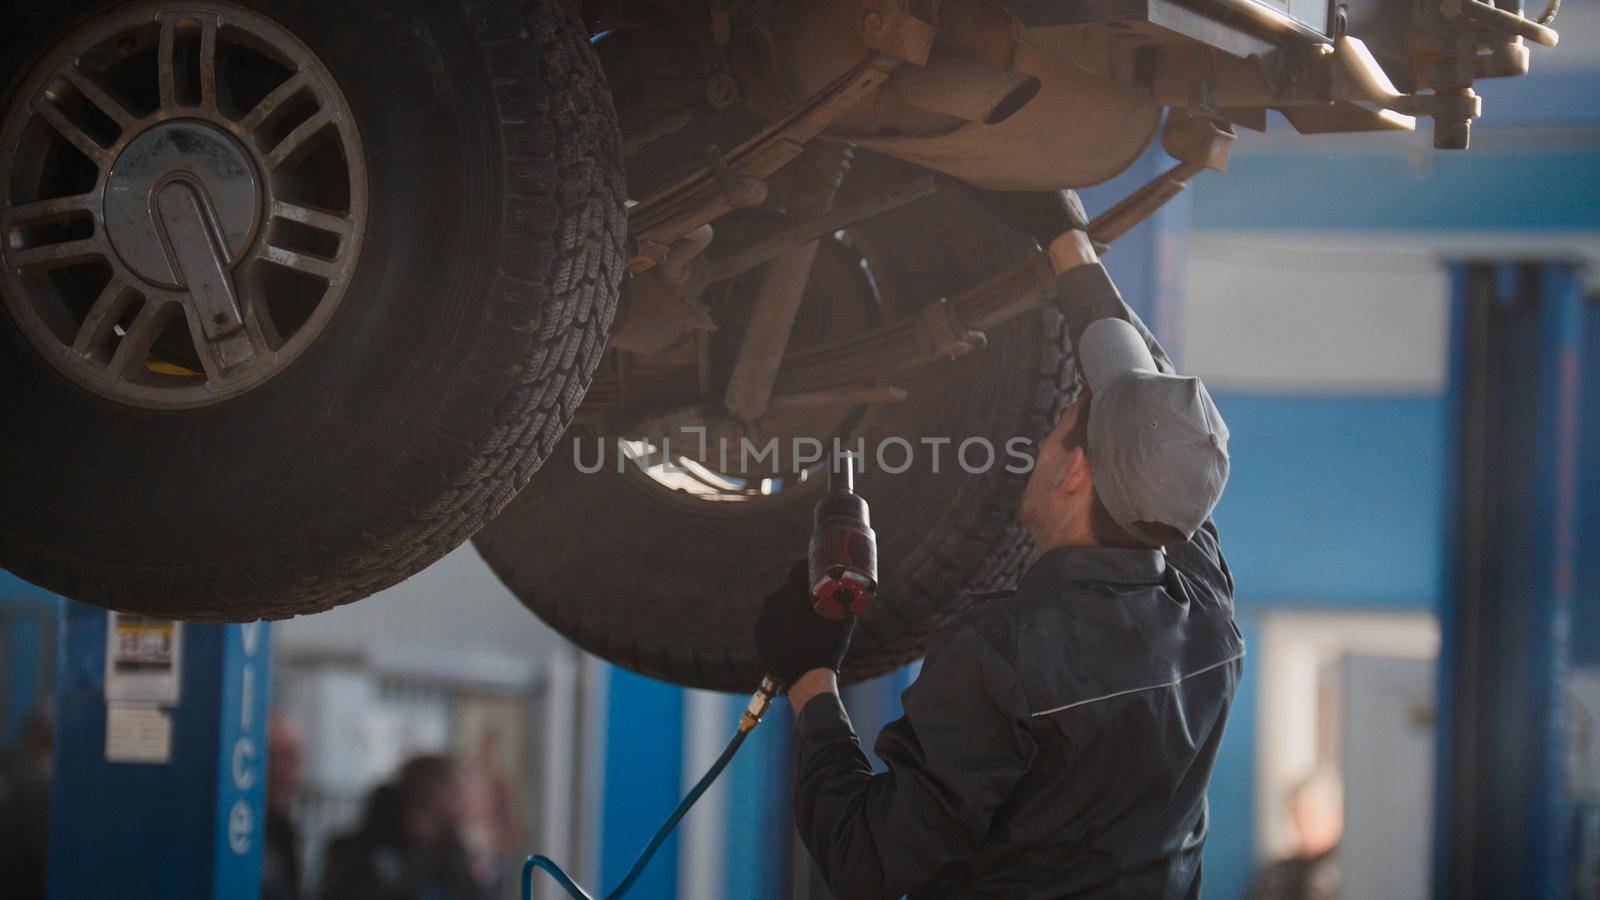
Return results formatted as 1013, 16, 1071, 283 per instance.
1435, 260, 1600, 899
45, 600, 272, 899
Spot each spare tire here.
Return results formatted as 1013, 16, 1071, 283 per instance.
0, 0, 625, 619
475, 172, 1074, 691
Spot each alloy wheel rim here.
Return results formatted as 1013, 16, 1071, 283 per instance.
0, 1, 367, 409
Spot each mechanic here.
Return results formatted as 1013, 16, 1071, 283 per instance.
755, 189, 1244, 899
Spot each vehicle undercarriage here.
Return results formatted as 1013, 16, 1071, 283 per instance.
0, 0, 1559, 688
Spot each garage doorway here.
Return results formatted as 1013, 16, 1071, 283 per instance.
1254, 610, 1439, 898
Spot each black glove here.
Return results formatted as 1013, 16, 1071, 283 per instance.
964, 187, 1090, 247
754, 560, 855, 686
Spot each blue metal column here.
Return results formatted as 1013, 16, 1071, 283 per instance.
1575, 269, 1600, 898
599, 667, 685, 899
1579, 275, 1600, 668
720, 690, 793, 900
0, 573, 62, 745
47, 601, 272, 899
1433, 261, 1593, 899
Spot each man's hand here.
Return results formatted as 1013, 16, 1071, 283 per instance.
964, 187, 1090, 247
755, 560, 855, 688
962, 186, 1099, 274
1047, 230, 1099, 275
787, 668, 839, 716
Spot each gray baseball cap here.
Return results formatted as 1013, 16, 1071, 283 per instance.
1077, 317, 1230, 547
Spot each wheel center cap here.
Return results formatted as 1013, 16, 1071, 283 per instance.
105, 120, 261, 290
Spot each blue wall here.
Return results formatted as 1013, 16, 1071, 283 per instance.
1187, 72, 1600, 237
1200, 393, 1449, 895
1192, 134, 1600, 233
1211, 393, 1448, 608
1184, 58, 1600, 894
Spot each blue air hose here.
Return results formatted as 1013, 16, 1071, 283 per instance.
522, 678, 779, 900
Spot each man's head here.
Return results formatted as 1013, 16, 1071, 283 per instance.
18, 710, 52, 775
1019, 318, 1230, 552
266, 711, 303, 813
396, 754, 466, 848
1019, 392, 1153, 550
1287, 772, 1343, 858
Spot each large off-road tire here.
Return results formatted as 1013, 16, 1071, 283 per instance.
475, 172, 1074, 691
0, 0, 625, 619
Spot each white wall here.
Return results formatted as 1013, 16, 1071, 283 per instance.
274, 542, 569, 685
1183, 231, 1600, 395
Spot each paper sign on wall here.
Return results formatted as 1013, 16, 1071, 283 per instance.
105, 706, 173, 764
104, 613, 183, 764
105, 613, 182, 705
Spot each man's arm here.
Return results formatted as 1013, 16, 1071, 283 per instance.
788, 626, 1037, 899
1054, 229, 1240, 578
970, 187, 1231, 562
786, 668, 838, 719
1048, 232, 1176, 377
964, 186, 1175, 376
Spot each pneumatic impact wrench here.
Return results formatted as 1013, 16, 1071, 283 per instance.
809, 459, 880, 621
743, 454, 879, 724
524, 455, 878, 900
